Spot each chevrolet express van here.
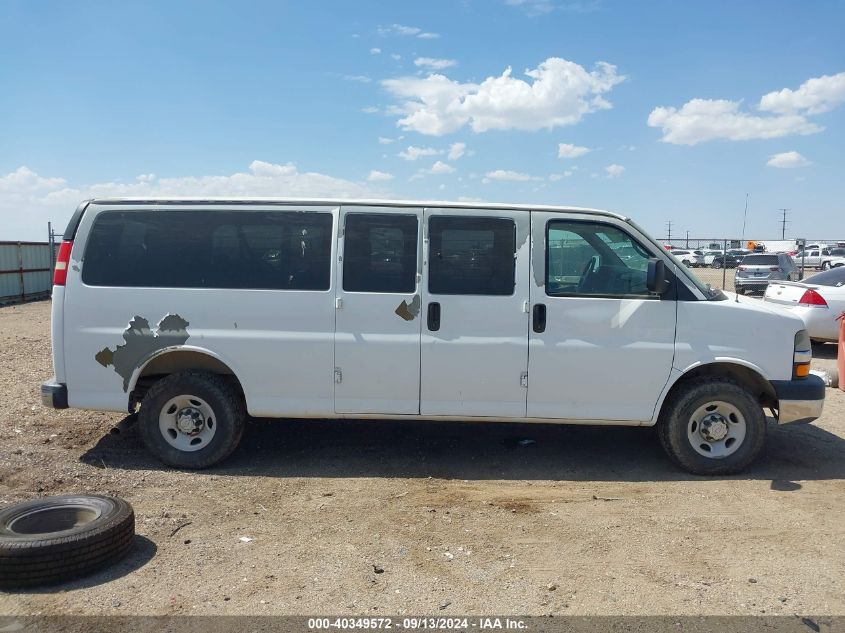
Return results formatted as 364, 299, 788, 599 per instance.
42, 199, 825, 475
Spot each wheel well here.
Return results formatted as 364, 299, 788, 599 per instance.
662, 363, 777, 415
129, 350, 245, 411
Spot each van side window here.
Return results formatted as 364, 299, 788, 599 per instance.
428, 217, 516, 296
546, 220, 652, 297
342, 214, 418, 293
82, 210, 333, 290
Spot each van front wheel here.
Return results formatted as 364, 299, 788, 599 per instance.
138, 371, 246, 469
657, 378, 765, 475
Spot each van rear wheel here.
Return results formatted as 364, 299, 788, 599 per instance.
657, 378, 766, 475
138, 371, 246, 469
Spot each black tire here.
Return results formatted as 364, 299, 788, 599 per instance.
821, 262, 829, 271
657, 378, 766, 475
138, 371, 246, 469
0, 495, 134, 588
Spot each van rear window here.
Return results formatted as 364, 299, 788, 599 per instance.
82, 210, 333, 290
742, 255, 779, 265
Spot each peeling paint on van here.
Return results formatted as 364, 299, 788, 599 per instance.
394, 295, 421, 321
95, 314, 190, 391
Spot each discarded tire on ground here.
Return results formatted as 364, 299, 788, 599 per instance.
0, 495, 135, 588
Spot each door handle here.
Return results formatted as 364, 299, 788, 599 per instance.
532, 303, 546, 333
427, 302, 441, 332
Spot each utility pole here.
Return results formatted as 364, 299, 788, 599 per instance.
685, 231, 689, 249
666, 220, 673, 245
741, 193, 749, 245
778, 208, 790, 240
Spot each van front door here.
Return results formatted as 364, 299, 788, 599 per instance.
420, 209, 531, 417
334, 206, 423, 414
527, 214, 676, 421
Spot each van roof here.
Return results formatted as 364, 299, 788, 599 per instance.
85, 197, 628, 220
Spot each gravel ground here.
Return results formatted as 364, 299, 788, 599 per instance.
1, 299, 844, 616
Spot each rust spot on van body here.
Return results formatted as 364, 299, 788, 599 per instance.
96, 314, 190, 391
394, 295, 421, 321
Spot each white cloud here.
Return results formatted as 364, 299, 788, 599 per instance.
766, 151, 812, 168
427, 160, 455, 175
447, 142, 467, 160
647, 99, 822, 145
391, 53, 402, 61
382, 57, 625, 136
1, 162, 380, 241
414, 57, 457, 70
647, 72, 845, 146
505, 0, 555, 16
361, 106, 379, 113
378, 137, 395, 144
484, 169, 543, 182
378, 24, 439, 39
398, 145, 442, 161
367, 170, 395, 181
343, 74, 372, 83
558, 143, 591, 158
370, 48, 382, 55
605, 164, 625, 178
549, 169, 575, 181
759, 72, 845, 115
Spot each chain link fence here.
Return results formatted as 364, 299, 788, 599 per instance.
664, 237, 845, 293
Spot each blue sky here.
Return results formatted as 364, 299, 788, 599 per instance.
1, 0, 843, 241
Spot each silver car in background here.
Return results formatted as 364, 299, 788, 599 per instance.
735, 253, 799, 295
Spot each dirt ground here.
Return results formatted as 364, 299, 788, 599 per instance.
1, 299, 844, 616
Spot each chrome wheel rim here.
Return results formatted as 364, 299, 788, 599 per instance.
159, 394, 217, 452
687, 400, 746, 458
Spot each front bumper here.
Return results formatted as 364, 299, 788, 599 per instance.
771, 375, 825, 424
41, 379, 68, 409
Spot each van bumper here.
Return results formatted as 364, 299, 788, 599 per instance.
41, 379, 68, 409
771, 375, 825, 424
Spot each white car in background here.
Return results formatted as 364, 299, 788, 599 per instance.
820, 248, 845, 270
703, 250, 723, 266
764, 266, 845, 342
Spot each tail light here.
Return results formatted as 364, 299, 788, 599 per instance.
798, 289, 828, 307
53, 241, 73, 286
792, 330, 812, 379
737, 266, 746, 271
770, 267, 782, 272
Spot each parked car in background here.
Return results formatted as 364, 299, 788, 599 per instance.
764, 266, 845, 342
703, 250, 723, 266
820, 248, 845, 270
670, 249, 694, 266
794, 248, 825, 269
690, 250, 707, 267
735, 253, 799, 295
711, 253, 739, 269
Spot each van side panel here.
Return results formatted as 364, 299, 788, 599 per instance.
62, 204, 339, 416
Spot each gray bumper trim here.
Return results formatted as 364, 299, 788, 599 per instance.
41, 379, 68, 409
776, 398, 825, 425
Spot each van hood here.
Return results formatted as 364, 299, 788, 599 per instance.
722, 291, 807, 324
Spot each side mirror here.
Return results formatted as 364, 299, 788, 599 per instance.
647, 258, 669, 295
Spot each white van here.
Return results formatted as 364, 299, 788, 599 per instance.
42, 199, 825, 475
